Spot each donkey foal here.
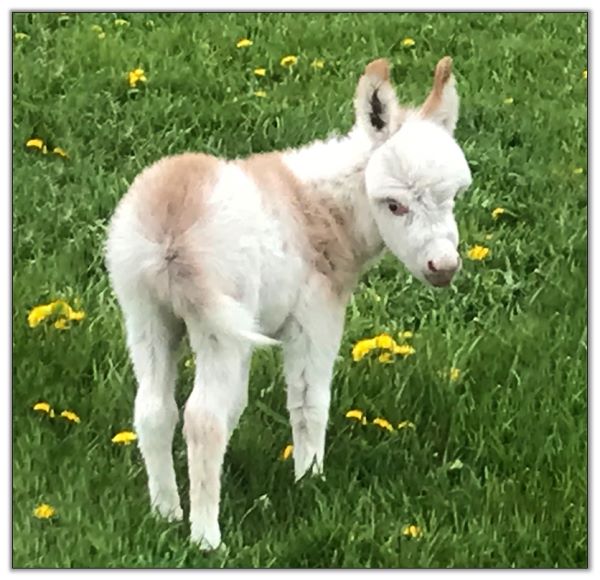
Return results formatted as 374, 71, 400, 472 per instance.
105, 56, 472, 550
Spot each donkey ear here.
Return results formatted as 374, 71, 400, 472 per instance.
354, 58, 400, 141
419, 56, 459, 134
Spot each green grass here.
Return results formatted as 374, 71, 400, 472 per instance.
12, 12, 587, 568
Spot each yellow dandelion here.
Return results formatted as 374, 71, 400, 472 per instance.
503, 97, 514, 105
32, 401, 55, 418
378, 352, 393, 363
393, 344, 416, 357
15, 32, 29, 40
33, 503, 56, 519
311, 58, 325, 69
114, 18, 129, 26
25, 138, 47, 154
573, 167, 584, 175
127, 68, 147, 88
28, 303, 54, 327
582, 68, 587, 80
449, 367, 461, 382
491, 207, 506, 219
374, 333, 396, 350
28, 300, 85, 328
111, 430, 137, 445
60, 410, 81, 424
351, 338, 377, 361
397, 420, 416, 430
401, 37, 416, 48
372, 417, 394, 432
345, 409, 365, 422
281, 444, 293, 460
236, 38, 253, 48
253, 67, 266, 76
280, 55, 298, 67
467, 245, 490, 261
54, 318, 70, 330
402, 524, 422, 538
253, 90, 267, 98
52, 146, 68, 159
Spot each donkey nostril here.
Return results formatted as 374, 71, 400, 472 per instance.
427, 260, 438, 273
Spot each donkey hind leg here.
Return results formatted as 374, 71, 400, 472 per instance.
124, 295, 184, 521
183, 318, 251, 551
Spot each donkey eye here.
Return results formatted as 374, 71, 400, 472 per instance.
388, 201, 408, 216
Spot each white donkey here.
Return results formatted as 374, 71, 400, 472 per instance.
105, 56, 472, 550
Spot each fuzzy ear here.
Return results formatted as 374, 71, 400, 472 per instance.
419, 56, 459, 134
354, 58, 400, 141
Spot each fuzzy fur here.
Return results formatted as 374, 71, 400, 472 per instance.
105, 56, 472, 550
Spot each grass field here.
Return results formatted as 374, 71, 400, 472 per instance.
11, 11, 588, 568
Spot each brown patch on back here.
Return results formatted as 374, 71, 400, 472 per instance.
420, 56, 453, 118
123, 153, 220, 311
130, 153, 219, 242
364, 58, 390, 82
240, 153, 364, 294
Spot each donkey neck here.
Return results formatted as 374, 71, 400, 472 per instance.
280, 126, 385, 292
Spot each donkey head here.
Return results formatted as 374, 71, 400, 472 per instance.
356, 57, 472, 287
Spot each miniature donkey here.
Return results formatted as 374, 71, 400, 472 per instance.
105, 56, 472, 550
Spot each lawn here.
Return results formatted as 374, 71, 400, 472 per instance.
11, 11, 587, 568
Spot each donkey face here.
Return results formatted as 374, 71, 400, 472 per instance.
357, 57, 472, 287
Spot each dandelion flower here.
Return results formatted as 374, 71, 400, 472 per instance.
378, 352, 393, 363
281, 444, 293, 460
253, 90, 267, 98
467, 245, 490, 261
503, 97, 514, 105
15, 32, 29, 40
449, 367, 461, 382
26, 138, 47, 154
402, 524, 422, 538
253, 67, 266, 76
397, 420, 416, 430
491, 207, 506, 220
28, 300, 85, 329
582, 68, 587, 80
351, 338, 377, 361
345, 409, 365, 422
393, 344, 416, 357
573, 167, 584, 175
374, 333, 395, 350
372, 417, 394, 432
60, 410, 81, 424
311, 59, 325, 69
52, 146, 68, 159
401, 37, 416, 48
280, 55, 298, 67
236, 38, 253, 48
33, 503, 56, 519
127, 68, 147, 88
32, 402, 55, 418
112, 430, 137, 445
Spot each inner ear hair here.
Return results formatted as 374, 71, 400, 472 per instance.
369, 89, 385, 130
